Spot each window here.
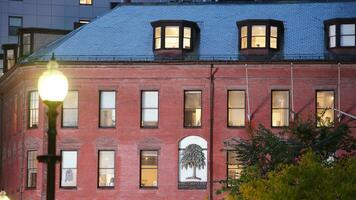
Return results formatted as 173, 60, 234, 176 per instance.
98, 150, 115, 187
28, 91, 39, 128
151, 20, 199, 52
178, 136, 207, 189
74, 20, 90, 29
325, 18, 356, 49
80, 0, 92, 5
316, 91, 334, 127
27, 150, 37, 188
99, 91, 116, 128
61, 151, 77, 187
2, 44, 18, 73
228, 90, 245, 127
62, 91, 79, 127
6, 49, 15, 70
140, 150, 158, 188
271, 90, 289, 127
110, 2, 119, 9
237, 19, 283, 52
184, 91, 202, 127
227, 151, 242, 182
22, 33, 32, 56
8, 16, 22, 36
141, 91, 158, 127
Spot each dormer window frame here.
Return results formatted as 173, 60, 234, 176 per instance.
151, 20, 199, 52
236, 19, 284, 52
324, 18, 356, 49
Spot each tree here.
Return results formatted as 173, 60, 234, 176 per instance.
181, 144, 206, 180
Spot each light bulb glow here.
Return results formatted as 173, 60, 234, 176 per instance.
38, 61, 68, 102
0, 191, 10, 200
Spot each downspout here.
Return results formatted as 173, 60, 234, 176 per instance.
337, 63, 341, 121
209, 64, 217, 200
291, 63, 294, 121
0, 94, 3, 189
245, 65, 251, 121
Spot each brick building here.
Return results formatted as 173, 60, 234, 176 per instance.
0, 1, 356, 200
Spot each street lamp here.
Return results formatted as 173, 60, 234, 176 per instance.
37, 54, 68, 200
0, 191, 10, 200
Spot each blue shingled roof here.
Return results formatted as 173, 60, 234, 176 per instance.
26, 1, 356, 62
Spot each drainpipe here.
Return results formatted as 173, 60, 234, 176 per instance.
209, 64, 217, 200
337, 63, 341, 121
0, 94, 3, 189
291, 63, 294, 121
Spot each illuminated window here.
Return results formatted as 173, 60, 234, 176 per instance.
140, 150, 158, 188
141, 91, 158, 127
80, 0, 92, 5
154, 27, 161, 49
316, 91, 334, 127
27, 150, 37, 188
99, 91, 116, 128
22, 33, 32, 56
98, 150, 115, 187
61, 151, 77, 187
228, 90, 245, 127
151, 20, 199, 52
272, 90, 289, 127
325, 18, 356, 49
28, 91, 39, 128
8, 16, 22, 36
237, 20, 283, 51
165, 26, 179, 48
184, 91, 202, 127
62, 91, 79, 127
227, 151, 242, 182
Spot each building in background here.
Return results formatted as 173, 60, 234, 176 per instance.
0, 1, 355, 200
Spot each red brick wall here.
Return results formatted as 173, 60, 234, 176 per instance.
0, 63, 355, 200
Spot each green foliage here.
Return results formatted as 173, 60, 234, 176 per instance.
239, 151, 356, 200
217, 118, 356, 200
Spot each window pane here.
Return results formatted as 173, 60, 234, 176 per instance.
155, 38, 161, 49
329, 36, 336, 48
142, 109, 158, 126
29, 91, 39, 128
228, 91, 244, 108
63, 91, 78, 108
27, 151, 37, 188
228, 109, 245, 127
61, 151, 77, 187
272, 91, 289, 108
340, 36, 355, 47
140, 151, 158, 187
9, 17, 22, 26
23, 33, 31, 55
241, 37, 247, 49
99, 169, 115, 187
329, 25, 336, 36
80, 0, 92, 4
6, 49, 16, 69
241, 26, 247, 37
227, 151, 241, 180
270, 37, 277, 49
251, 36, 266, 48
340, 24, 355, 35
100, 109, 115, 127
252, 26, 266, 36
317, 91, 334, 108
100, 91, 115, 108
272, 109, 289, 126
165, 26, 179, 37
165, 38, 179, 48
270, 26, 278, 38
184, 108, 202, 127
185, 91, 201, 108
183, 38, 191, 49
155, 27, 161, 38
63, 109, 78, 127
142, 91, 158, 108
184, 27, 191, 38
99, 151, 115, 168
155, 27, 161, 49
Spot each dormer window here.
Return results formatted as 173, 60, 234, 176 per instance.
151, 20, 199, 57
237, 20, 284, 56
325, 18, 356, 54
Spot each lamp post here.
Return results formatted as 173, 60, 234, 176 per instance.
37, 54, 68, 200
0, 191, 10, 200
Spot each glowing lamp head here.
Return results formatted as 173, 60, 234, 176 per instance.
38, 55, 68, 102
0, 191, 10, 200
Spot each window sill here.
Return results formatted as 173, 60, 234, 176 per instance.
25, 187, 36, 190
60, 186, 77, 190
227, 125, 245, 129
97, 186, 115, 190
139, 186, 158, 190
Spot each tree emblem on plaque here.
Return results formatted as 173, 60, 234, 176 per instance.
181, 144, 206, 180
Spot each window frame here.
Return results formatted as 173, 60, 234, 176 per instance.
8, 16, 22, 36
227, 90, 246, 128
324, 18, 356, 49
183, 90, 202, 128
236, 19, 284, 51
151, 20, 199, 52
140, 90, 159, 128
61, 90, 79, 128
2, 44, 18, 73
226, 150, 242, 187
271, 90, 290, 128
60, 150, 78, 189
28, 90, 39, 129
315, 90, 335, 128
98, 90, 116, 128
97, 150, 116, 189
139, 150, 159, 189
26, 150, 37, 189
79, 0, 92, 5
